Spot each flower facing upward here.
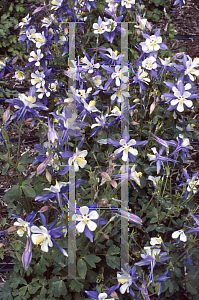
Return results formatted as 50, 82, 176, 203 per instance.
72, 206, 99, 233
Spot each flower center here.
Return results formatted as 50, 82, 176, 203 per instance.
35, 38, 45, 43
150, 40, 157, 47
34, 78, 42, 82
147, 62, 153, 69
89, 100, 96, 107
51, 0, 58, 5
83, 217, 88, 224
27, 96, 35, 103
74, 157, 86, 166
118, 278, 128, 284
18, 225, 27, 234
141, 72, 148, 78
124, 146, 129, 153
35, 234, 47, 245
16, 71, 24, 79
179, 98, 184, 104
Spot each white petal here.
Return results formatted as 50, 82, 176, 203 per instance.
87, 220, 97, 231
76, 221, 86, 233
79, 206, 89, 216
120, 282, 129, 294
88, 210, 99, 220
122, 150, 128, 161
172, 230, 180, 239
128, 148, 138, 156
180, 232, 187, 242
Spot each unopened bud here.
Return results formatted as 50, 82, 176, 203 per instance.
103, 234, 109, 240
8, 226, 17, 233
3, 105, 10, 124
46, 169, 52, 183
37, 153, 53, 175
40, 206, 52, 213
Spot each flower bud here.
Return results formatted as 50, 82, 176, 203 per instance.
3, 105, 10, 124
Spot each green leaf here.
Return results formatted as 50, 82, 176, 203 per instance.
186, 282, 198, 295
0, 281, 13, 300
3, 185, 22, 203
17, 164, 25, 172
2, 163, 9, 175
22, 185, 36, 198
77, 258, 87, 278
150, 217, 158, 224
18, 151, 30, 164
28, 282, 40, 294
69, 279, 84, 292
83, 254, 101, 268
19, 286, 28, 296
107, 244, 120, 256
49, 279, 67, 297
146, 224, 157, 232
106, 255, 120, 269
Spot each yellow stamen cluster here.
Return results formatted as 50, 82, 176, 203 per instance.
124, 146, 129, 153
35, 235, 46, 245
35, 38, 45, 43
89, 100, 96, 107
83, 217, 88, 224
118, 278, 128, 284
141, 72, 148, 78
74, 157, 86, 166
150, 40, 157, 47
27, 96, 35, 103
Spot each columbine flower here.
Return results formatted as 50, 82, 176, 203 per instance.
13, 212, 36, 270
93, 16, 108, 35
174, 0, 185, 9
107, 127, 147, 163
28, 49, 44, 67
134, 15, 151, 31
18, 14, 31, 28
135, 247, 170, 283
147, 146, 176, 174
172, 229, 187, 242
142, 56, 157, 71
33, 32, 46, 48
13, 211, 35, 238
114, 263, 142, 297
140, 30, 167, 54
71, 205, 107, 242
72, 206, 99, 234
61, 147, 88, 172
51, 0, 63, 10
31, 213, 68, 256
150, 236, 163, 246
81, 53, 100, 73
121, 0, 135, 9
5, 86, 48, 125
180, 169, 199, 200
110, 83, 130, 104
148, 175, 162, 189
31, 70, 45, 89
163, 80, 198, 113
13, 70, 25, 83
111, 65, 128, 86
168, 134, 192, 162
85, 284, 116, 300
